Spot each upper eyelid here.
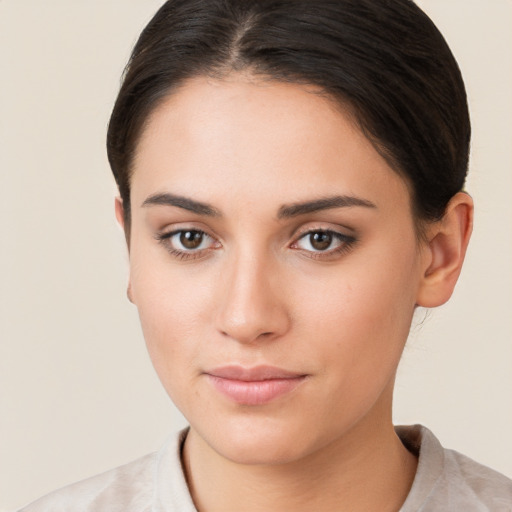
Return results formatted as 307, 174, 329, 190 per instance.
155, 224, 354, 247
157, 225, 218, 240
297, 227, 350, 236
291, 224, 355, 240
291, 229, 354, 248
157, 229, 219, 258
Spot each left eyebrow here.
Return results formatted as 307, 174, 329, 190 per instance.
277, 195, 376, 219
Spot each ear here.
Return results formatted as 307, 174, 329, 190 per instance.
115, 197, 131, 247
115, 196, 125, 229
416, 192, 474, 308
115, 197, 134, 304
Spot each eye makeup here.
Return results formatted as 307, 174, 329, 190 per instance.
155, 224, 357, 263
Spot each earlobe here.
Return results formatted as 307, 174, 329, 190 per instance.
416, 192, 474, 308
127, 282, 134, 304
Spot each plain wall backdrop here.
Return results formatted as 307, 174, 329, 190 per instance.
1, 1, 511, 510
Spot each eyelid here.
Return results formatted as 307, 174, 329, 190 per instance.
289, 225, 357, 259
155, 225, 222, 260
154, 222, 356, 261
291, 222, 356, 240
290, 229, 354, 247
163, 229, 216, 248
156, 220, 221, 241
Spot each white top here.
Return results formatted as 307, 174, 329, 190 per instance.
19, 425, 512, 511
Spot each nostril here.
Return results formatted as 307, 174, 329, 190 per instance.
219, 327, 277, 344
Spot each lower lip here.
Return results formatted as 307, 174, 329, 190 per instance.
207, 375, 306, 405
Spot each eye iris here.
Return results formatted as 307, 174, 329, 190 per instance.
180, 230, 203, 249
310, 232, 332, 251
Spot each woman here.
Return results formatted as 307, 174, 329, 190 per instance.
19, 0, 512, 510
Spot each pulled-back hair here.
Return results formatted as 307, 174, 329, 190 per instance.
107, 0, 470, 227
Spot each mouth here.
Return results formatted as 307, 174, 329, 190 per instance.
204, 365, 308, 405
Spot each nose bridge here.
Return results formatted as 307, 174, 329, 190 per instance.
215, 243, 289, 344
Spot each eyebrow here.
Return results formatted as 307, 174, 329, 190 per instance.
277, 195, 376, 218
141, 193, 221, 217
141, 192, 376, 218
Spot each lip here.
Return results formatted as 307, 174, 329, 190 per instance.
205, 365, 307, 405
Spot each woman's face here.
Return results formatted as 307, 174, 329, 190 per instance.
126, 76, 430, 465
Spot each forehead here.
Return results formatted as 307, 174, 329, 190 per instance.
131, 75, 412, 217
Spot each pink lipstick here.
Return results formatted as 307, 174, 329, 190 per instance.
205, 365, 307, 405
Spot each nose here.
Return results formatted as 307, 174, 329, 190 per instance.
215, 250, 291, 344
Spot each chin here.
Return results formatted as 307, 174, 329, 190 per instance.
197, 414, 325, 466
217, 436, 307, 466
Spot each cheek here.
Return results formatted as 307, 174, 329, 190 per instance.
290, 245, 419, 374
295, 256, 417, 333
129, 251, 215, 388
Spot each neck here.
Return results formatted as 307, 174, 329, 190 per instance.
182, 394, 417, 512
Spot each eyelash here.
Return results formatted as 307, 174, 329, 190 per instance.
291, 229, 357, 260
155, 229, 219, 261
155, 228, 356, 261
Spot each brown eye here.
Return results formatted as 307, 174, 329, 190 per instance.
180, 230, 204, 249
294, 229, 355, 256
157, 226, 221, 261
159, 229, 217, 255
309, 231, 332, 251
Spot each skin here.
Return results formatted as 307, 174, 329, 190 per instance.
116, 75, 473, 511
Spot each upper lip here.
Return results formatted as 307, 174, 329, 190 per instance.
206, 365, 306, 381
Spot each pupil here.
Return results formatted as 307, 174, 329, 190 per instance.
180, 231, 203, 249
311, 232, 332, 251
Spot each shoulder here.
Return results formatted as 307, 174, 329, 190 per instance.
397, 425, 512, 511
17, 428, 195, 512
18, 451, 157, 512
442, 447, 512, 509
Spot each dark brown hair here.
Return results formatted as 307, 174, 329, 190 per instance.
107, 0, 470, 228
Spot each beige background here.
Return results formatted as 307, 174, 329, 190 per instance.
1, 1, 511, 510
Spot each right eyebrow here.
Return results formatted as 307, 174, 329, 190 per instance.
141, 193, 221, 217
